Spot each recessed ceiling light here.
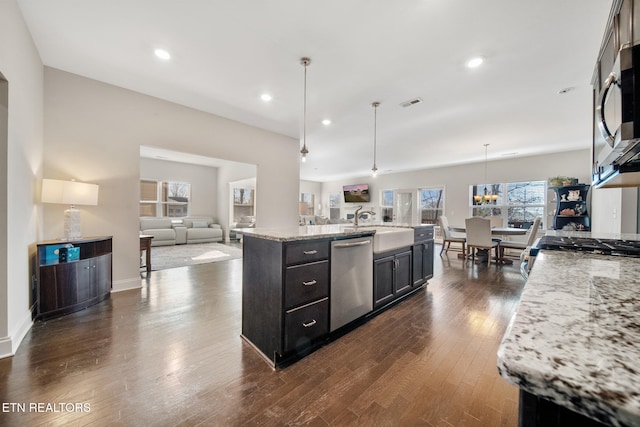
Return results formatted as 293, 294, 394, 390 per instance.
261, 93, 272, 102
322, 119, 331, 126
154, 48, 171, 60
466, 57, 484, 68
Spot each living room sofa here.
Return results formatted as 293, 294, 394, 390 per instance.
229, 216, 255, 241
182, 217, 224, 244
140, 217, 184, 246
140, 216, 223, 246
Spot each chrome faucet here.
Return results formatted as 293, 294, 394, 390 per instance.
354, 205, 376, 227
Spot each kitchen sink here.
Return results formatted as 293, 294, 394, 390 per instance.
342, 226, 414, 253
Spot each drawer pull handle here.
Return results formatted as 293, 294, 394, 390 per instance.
302, 319, 317, 328
418, 233, 425, 237
303, 250, 318, 255
303, 280, 317, 286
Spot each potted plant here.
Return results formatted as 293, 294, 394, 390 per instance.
548, 176, 566, 187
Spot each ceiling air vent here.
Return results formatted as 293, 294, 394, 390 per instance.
400, 97, 423, 108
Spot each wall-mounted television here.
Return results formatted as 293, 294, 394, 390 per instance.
343, 184, 370, 203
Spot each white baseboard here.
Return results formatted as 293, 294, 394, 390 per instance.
0, 311, 33, 359
112, 277, 142, 293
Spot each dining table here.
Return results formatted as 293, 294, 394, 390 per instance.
449, 226, 527, 237
448, 226, 527, 263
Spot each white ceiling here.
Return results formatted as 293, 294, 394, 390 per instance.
18, 0, 612, 182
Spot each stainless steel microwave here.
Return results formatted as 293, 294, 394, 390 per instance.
592, 43, 640, 188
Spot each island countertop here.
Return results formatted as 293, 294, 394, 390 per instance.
238, 223, 432, 242
497, 250, 640, 426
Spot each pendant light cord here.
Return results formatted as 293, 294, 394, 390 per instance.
372, 102, 380, 176
373, 103, 378, 167
300, 57, 310, 159
303, 61, 307, 150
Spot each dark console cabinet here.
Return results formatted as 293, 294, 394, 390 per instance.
35, 236, 112, 320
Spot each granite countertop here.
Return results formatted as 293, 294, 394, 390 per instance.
498, 250, 640, 426
239, 224, 375, 242
238, 223, 432, 242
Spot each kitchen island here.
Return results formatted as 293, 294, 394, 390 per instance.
498, 246, 640, 426
240, 224, 433, 368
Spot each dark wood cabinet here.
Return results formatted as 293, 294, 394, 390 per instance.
373, 247, 412, 310
413, 226, 434, 286
374, 255, 395, 308
35, 236, 112, 320
242, 235, 330, 367
552, 185, 590, 231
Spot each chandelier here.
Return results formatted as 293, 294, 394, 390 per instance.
473, 144, 499, 204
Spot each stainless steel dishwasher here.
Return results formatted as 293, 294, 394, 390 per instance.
330, 236, 373, 331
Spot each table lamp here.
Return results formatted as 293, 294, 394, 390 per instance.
41, 179, 99, 240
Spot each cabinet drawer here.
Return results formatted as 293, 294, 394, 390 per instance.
285, 260, 329, 309
414, 227, 434, 242
285, 240, 329, 265
284, 298, 329, 353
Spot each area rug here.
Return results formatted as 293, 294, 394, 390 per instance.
150, 242, 243, 271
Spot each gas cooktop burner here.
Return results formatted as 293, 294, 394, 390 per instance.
538, 236, 640, 257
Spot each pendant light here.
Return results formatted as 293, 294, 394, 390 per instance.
371, 102, 380, 177
474, 144, 492, 203
486, 144, 499, 201
300, 57, 311, 162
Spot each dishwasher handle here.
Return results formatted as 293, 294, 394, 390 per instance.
333, 239, 371, 249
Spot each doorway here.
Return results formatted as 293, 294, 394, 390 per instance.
393, 189, 415, 225
139, 146, 256, 270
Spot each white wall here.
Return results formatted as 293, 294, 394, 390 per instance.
300, 179, 323, 216
218, 162, 256, 237
44, 68, 299, 292
140, 158, 218, 218
591, 187, 639, 234
321, 150, 593, 230
0, 0, 44, 357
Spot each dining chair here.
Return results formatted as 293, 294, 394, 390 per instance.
499, 216, 541, 261
465, 216, 500, 265
438, 215, 466, 257
489, 216, 503, 228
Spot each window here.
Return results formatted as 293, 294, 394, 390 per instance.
140, 180, 191, 218
419, 187, 444, 224
469, 181, 545, 228
380, 190, 394, 222
140, 180, 159, 217
329, 193, 341, 221
163, 182, 190, 217
233, 188, 254, 221
300, 193, 315, 215
470, 184, 503, 219
506, 181, 545, 229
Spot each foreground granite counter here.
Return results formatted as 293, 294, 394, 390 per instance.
498, 250, 640, 426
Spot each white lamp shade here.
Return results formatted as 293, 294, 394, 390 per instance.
41, 179, 99, 206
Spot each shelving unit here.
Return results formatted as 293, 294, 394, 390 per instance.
551, 185, 590, 231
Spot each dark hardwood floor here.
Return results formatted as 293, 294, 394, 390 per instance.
0, 245, 524, 426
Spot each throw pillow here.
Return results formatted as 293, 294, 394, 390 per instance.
192, 220, 209, 228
